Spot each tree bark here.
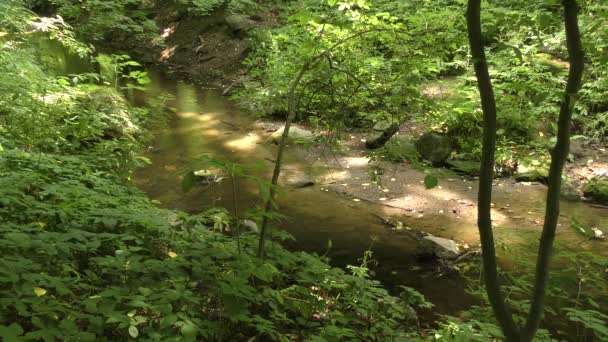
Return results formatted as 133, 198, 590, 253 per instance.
467, 0, 584, 341
257, 63, 309, 258
522, 1, 584, 340
466, 1, 521, 340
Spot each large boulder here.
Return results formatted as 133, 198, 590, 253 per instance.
76, 86, 138, 140
241, 219, 259, 233
225, 14, 256, 32
560, 179, 581, 202
384, 135, 418, 162
365, 123, 399, 149
268, 125, 315, 145
194, 168, 225, 184
372, 120, 396, 132
515, 163, 549, 182
285, 172, 315, 188
415, 132, 452, 164
583, 176, 608, 204
446, 159, 481, 176
416, 235, 460, 260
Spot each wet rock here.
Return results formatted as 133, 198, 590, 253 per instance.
417, 235, 460, 260
569, 138, 588, 160
365, 123, 399, 149
285, 172, 315, 188
194, 168, 225, 183
372, 120, 396, 132
77, 86, 138, 140
166, 213, 182, 227
225, 14, 256, 32
446, 159, 481, 176
415, 132, 452, 164
384, 135, 418, 162
560, 180, 581, 202
534, 53, 569, 75
515, 163, 549, 183
241, 219, 258, 233
583, 176, 608, 204
268, 125, 315, 145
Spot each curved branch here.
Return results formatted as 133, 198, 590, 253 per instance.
466, 0, 521, 340
257, 27, 409, 258
522, 0, 584, 339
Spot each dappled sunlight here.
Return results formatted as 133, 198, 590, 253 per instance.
160, 25, 176, 39
176, 111, 200, 119
343, 156, 370, 168
224, 134, 260, 151
197, 112, 218, 122
160, 45, 177, 61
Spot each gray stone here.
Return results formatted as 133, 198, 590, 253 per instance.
446, 159, 481, 176
560, 180, 581, 202
194, 168, 225, 183
268, 125, 315, 145
569, 138, 587, 160
415, 132, 452, 164
285, 172, 315, 188
373, 120, 396, 132
515, 163, 549, 182
583, 176, 608, 204
417, 235, 460, 260
241, 219, 258, 233
384, 135, 418, 162
365, 123, 399, 149
225, 15, 256, 32
166, 213, 182, 227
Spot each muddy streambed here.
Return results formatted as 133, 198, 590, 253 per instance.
134, 71, 608, 320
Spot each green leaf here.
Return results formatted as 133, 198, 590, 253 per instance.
182, 171, 196, 193
34, 287, 47, 297
254, 263, 279, 282
424, 175, 438, 189
128, 325, 139, 338
327, 0, 339, 6
0, 323, 24, 340
180, 323, 198, 338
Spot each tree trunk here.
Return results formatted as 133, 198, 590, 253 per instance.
522, 1, 584, 340
466, 0, 521, 339
466, 0, 584, 341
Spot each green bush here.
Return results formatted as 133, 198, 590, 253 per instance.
0, 150, 420, 341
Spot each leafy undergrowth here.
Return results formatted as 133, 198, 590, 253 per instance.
0, 151, 420, 341
0, 3, 423, 341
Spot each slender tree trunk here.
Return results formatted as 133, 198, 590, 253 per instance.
256, 28, 407, 258
257, 63, 310, 258
467, 0, 584, 341
466, 1, 521, 339
522, 1, 584, 340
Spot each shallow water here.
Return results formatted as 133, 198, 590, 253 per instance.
133, 71, 480, 317
133, 70, 607, 321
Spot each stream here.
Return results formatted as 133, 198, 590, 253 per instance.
133, 70, 478, 317
132, 70, 608, 323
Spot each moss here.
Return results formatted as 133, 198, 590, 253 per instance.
583, 176, 608, 204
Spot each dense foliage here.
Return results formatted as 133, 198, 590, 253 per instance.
237, 0, 608, 166
1, 0, 607, 341
0, 2, 428, 340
